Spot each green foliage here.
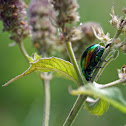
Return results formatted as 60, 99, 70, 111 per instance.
2, 57, 78, 87
1, 0, 126, 126
70, 84, 126, 113
85, 98, 109, 116
26, 55, 34, 62
26, 52, 42, 62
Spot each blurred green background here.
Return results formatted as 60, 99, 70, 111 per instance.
0, 0, 126, 126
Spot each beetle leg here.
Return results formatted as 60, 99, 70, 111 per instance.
100, 59, 107, 62
87, 76, 92, 81
105, 43, 111, 48
96, 66, 104, 68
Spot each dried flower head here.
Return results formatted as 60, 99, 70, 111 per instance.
113, 38, 126, 54
51, 0, 80, 27
60, 26, 82, 42
123, 8, 126, 14
119, 42, 126, 54
80, 22, 101, 42
110, 5, 126, 31
70, 22, 101, 59
93, 27, 111, 42
0, 0, 30, 43
113, 38, 121, 45
110, 5, 120, 29
118, 65, 126, 79
28, 0, 65, 58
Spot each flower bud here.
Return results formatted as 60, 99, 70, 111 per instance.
118, 65, 126, 79
93, 27, 111, 42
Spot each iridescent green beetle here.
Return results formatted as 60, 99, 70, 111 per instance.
80, 44, 105, 81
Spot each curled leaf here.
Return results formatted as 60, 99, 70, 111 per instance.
70, 84, 126, 113
85, 98, 109, 116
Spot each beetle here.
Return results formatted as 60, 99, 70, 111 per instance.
80, 44, 105, 81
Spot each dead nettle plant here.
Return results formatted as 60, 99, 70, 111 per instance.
1, 0, 126, 125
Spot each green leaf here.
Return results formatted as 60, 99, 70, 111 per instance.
33, 52, 42, 61
26, 55, 34, 62
26, 53, 42, 63
70, 84, 126, 113
2, 57, 78, 87
85, 98, 109, 116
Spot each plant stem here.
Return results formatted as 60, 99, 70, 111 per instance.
100, 78, 126, 88
18, 41, 29, 61
94, 78, 126, 89
63, 41, 87, 126
42, 72, 51, 126
64, 42, 84, 86
63, 95, 87, 126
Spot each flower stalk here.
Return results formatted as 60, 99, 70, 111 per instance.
40, 72, 52, 126
64, 42, 84, 86
63, 95, 87, 126
99, 78, 126, 88
43, 79, 50, 126
63, 41, 87, 126
18, 41, 29, 62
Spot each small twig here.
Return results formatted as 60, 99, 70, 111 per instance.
97, 78, 126, 88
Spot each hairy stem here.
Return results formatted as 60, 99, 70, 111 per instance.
42, 73, 51, 126
94, 77, 126, 89
63, 41, 87, 126
63, 95, 87, 126
64, 42, 84, 86
100, 78, 126, 88
18, 41, 29, 61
